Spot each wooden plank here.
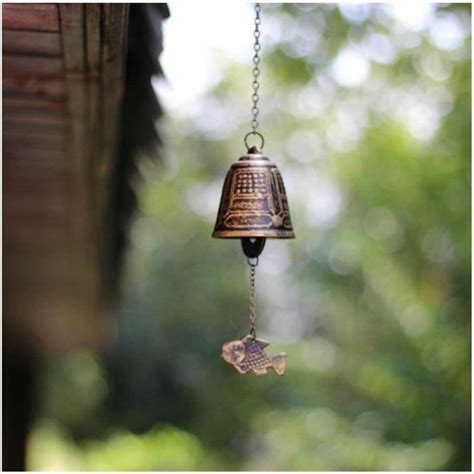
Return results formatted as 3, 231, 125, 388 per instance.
2, 2, 131, 355
3, 77, 66, 99
2, 31, 62, 56
99, 3, 128, 188
3, 126, 67, 140
3, 225, 72, 246
85, 3, 102, 161
3, 254, 79, 279
4, 152, 69, 173
85, 4, 103, 239
3, 208, 71, 230
59, 3, 104, 320
3, 122, 66, 137
58, 3, 87, 177
3, 247, 71, 260
3, 298, 107, 355
3, 96, 66, 110
3, 189, 68, 207
3, 55, 63, 75
4, 275, 80, 292
3, 4, 59, 32
3, 170, 69, 186
3, 208, 67, 227
86, 4, 101, 71
101, 3, 128, 137
3, 178, 68, 197
59, 4, 85, 72
4, 179, 71, 230
4, 165, 66, 176
94, 4, 129, 294
3, 114, 66, 130
3, 132, 66, 151
3, 274, 77, 291
102, 4, 129, 62
3, 96, 67, 119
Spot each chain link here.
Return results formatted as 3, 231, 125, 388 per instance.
247, 4, 262, 335
250, 3, 261, 134
248, 258, 258, 338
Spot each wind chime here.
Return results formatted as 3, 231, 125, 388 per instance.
213, 3, 295, 376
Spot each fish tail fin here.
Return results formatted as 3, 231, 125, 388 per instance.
272, 353, 287, 375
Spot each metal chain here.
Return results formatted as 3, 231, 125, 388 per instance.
250, 3, 261, 134
248, 258, 258, 338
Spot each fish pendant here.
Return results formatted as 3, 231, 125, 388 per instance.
221, 334, 287, 375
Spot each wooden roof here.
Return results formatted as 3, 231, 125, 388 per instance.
3, 4, 129, 353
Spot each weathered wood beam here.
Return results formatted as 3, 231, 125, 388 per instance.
3, 54, 63, 75
3, 4, 59, 32
2, 31, 62, 56
56, 3, 129, 325
4, 131, 65, 150
58, 3, 96, 289
3, 77, 66, 98
97, 4, 129, 286
3, 116, 67, 133
4, 150, 68, 172
3, 3, 130, 353
3, 96, 67, 111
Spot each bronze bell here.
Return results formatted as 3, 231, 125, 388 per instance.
213, 146, 295, 258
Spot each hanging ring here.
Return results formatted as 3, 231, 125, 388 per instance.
244, 131, 265, 152
247, 256, 259, 267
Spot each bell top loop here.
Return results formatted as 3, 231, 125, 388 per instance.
244, 131, 265, 152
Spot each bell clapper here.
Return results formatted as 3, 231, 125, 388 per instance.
241, 237, 266, 259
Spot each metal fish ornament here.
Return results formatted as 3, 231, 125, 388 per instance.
221, 335, 287, 376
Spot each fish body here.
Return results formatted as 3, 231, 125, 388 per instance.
221, 334, 287, 375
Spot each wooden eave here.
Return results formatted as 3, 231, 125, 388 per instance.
3, 4, 129, 353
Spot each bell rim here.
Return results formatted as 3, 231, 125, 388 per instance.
212, 230, 295, 239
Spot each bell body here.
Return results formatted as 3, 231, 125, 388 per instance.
213, 151, 295, 239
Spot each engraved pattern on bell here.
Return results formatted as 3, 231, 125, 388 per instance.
212, 151, 295, 238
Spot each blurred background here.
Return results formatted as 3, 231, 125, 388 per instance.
24, 2, 470, 470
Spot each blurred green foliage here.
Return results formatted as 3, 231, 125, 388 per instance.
29, 3, 470, 471
28, 421, 223, 470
